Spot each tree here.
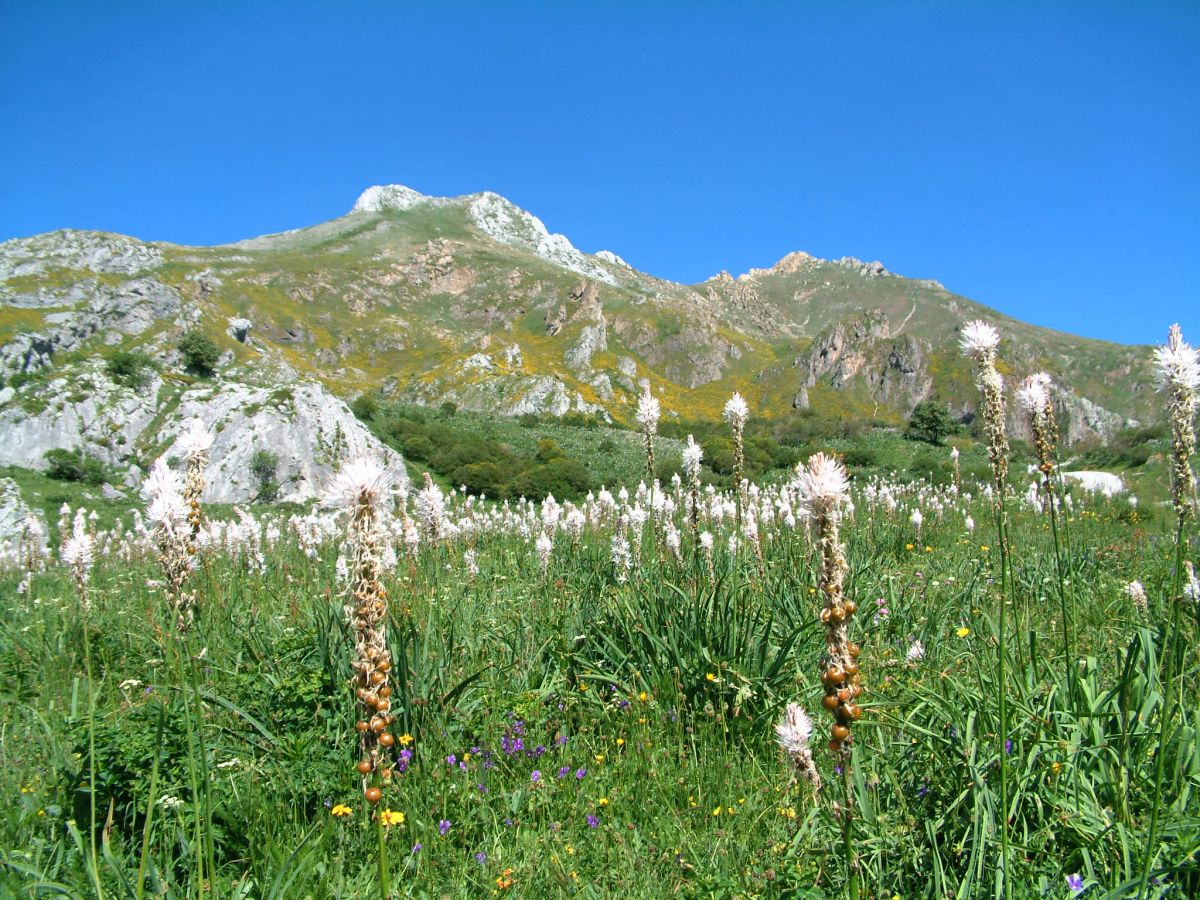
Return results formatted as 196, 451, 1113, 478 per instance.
905, 399, 958, 445
178, 330, 220, 377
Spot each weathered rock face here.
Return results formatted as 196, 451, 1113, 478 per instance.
164, 381, 408, 504
565, 323, 607, 371
0, 277, 190, 375
611, 316, 740, 388
402, 371, 606, 419
0, 369, 407, 504
0, 230, 164, 281
792, 313, 929, 413
0, 369, 161, 473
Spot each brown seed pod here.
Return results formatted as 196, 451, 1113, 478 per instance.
365, 786, 382, 805
848, 643, 861, 658
845, 661, 859, 677
837, 688, 852, 703
843, 599, 858, 615
826, 665, 846, 685
846, 704, 862, 720
376, 698, 391, 713
828, 739, 842, 753
378, 732, 395, 748
831, 724, 850, 741
355, 720, 369, 733
370, 671, 386, 686
356, 760, 372, 775
379, 686, 392, 699
822, 694, 840, 711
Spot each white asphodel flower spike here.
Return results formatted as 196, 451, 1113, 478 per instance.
959, 320, 1001, 361
143, 459, 188, 527
723, 391, 749, 429
682, 435, 703, 480
323, 457, 392, 510
1015, 375, 1049, 416
636, 385, 661, 433
794, 452, 850, 513
1154, 323, 1200, 393
177, 417, 214, 461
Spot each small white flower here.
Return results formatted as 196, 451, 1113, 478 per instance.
1125, 580, 1148, 612
774, 703, 813, 755
906, 640, 925, 662
535, 531, 553, 570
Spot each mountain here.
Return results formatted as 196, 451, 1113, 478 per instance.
0, 183, 1155, 498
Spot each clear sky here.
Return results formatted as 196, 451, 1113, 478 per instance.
2, 2, 1196, 345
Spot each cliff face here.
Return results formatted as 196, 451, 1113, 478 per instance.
0, 184, 1151, 456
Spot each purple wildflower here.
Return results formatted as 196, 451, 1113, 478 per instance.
587, 814, 599, 828
438, 819, 451, 836
1066, 873, 1083, 894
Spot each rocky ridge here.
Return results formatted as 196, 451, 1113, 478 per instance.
0, 182, 1156, 506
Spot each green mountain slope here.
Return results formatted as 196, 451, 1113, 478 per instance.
0, 184, 1154, 446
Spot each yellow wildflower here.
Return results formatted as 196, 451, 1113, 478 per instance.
379, 809, 405, 827
330, 803, 353, 818
956, 627, 971, 638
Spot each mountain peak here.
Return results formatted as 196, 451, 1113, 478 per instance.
350, 184, 438, 213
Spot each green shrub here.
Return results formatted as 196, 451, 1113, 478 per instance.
350, 394, 379, 421
178, 330, 220, 377
105, 350, 154, 388
249, 448, 280, 502
43, 447, 108, 484
536, 438, 566, 463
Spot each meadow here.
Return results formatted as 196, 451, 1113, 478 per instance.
1, 338, 1198, 899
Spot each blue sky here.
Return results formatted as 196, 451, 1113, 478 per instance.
2, 2, 1196, 345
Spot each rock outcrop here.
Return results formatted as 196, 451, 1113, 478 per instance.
0, 369, 407, 504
